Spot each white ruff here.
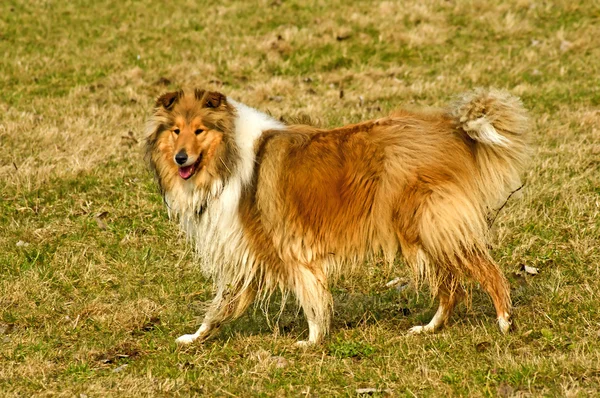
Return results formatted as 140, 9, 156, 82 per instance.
165, 100, 284, 291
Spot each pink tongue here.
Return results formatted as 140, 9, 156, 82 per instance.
178, 165, 194, 179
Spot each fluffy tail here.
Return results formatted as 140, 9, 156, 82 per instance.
451, 88, 530, 212
451, 88, 529, 148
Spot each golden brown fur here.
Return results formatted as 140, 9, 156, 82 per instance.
146, 88, 529, 345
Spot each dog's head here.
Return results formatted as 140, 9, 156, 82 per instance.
146, 89, 238, 193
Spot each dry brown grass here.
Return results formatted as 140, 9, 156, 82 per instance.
1, 0, 599, 396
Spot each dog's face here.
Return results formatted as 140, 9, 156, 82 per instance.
147, 89, 237, 191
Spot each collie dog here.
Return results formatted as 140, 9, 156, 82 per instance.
146, 88, 528, 345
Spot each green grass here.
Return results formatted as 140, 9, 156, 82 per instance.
1, 0, 600, 396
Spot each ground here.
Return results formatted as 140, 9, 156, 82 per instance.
1, 0, 599, 396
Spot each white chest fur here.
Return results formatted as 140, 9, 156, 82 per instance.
165, 100, 284, 289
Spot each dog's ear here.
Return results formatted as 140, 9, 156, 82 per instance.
156, 91, 182, 110
204, 91, 226, 109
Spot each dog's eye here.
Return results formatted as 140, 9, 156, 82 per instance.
173, 128, 180, 135
195, 129, 204, 135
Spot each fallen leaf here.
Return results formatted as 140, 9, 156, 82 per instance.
521, 264, 539, 275
475, 341, 491, 352
356, 388, 378, 395
336, 31, 352, 41
356, 387, 392, 395
385, 277, 401, 287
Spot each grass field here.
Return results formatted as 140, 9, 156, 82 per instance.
1, 0, 600, 396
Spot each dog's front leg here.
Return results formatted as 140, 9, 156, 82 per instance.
176, 322, 214, 345
176, 285, 256, 345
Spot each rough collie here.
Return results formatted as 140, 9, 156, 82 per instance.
146, 88, 529, 345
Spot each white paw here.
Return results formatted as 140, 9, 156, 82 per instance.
408, 325, 433, 335
175, 333, 198, 345
498, 315, 511, 334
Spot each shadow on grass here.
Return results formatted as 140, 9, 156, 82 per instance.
210, 281, 528, 342
212, 288, 427, 342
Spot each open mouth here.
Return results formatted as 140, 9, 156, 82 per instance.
178, 153, 203, 180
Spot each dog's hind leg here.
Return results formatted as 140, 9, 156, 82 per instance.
397, 240, 464, 334
467, 255, 512, 333
176, 284, 257, 345
408, 274, 464, 334
291, 266, 332, 346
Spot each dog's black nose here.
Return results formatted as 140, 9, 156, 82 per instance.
175, 151, 188, 165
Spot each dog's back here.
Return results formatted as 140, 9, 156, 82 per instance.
251, 89, 527, 270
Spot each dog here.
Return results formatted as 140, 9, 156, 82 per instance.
146, 88, 529, 346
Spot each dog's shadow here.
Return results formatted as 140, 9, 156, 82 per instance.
215, 286, 435, 341
213, 279, 524, 341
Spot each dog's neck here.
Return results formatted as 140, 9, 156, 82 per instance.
229, 99, 284, 185
177, 100, 284, 278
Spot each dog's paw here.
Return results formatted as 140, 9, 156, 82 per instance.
407, 325, 434, 335
175, 333, 198, 345
498, 314, 511, 334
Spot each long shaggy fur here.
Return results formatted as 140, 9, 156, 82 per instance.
146, 88, 529, 345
